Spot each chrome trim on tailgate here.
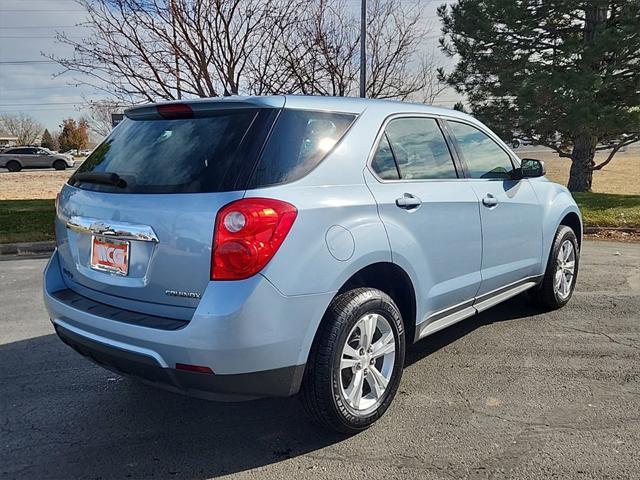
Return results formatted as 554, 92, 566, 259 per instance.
67, 216, 159, 243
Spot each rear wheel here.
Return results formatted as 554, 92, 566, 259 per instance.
533, 225, 579, 309
6, 160, 21, 172
300, 288, 405, 434
53, 160, 66, 170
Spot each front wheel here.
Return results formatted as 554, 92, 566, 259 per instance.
53, 160, 67, 170
300, 288, 405, 434
533, 225, 579, 309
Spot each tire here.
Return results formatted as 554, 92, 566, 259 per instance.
53, 160, 66, 171
533, 225, 579, 309
6, 160, 21, 172
300, 288, 406, 434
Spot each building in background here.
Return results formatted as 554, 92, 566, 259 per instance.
0, 133, 19, 148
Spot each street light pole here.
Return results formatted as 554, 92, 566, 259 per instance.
359, 0, 366, 98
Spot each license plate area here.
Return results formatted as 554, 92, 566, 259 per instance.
90, 236, 130, 276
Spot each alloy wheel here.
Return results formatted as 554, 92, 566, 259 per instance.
339, 313, 396, 413
554, 239, 576, 300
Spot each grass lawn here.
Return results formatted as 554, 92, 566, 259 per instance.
0, 193, 639, 244
0, 199, 56, 244
572, 192, 640, 229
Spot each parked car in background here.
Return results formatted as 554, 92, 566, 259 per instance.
44, 95, 582, 433
0, 147, 74, 172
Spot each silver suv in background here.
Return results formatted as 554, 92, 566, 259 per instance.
44, 95, 582, 433
0, 147, 74, 172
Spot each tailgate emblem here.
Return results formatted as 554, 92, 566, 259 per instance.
165, 289, 201, 299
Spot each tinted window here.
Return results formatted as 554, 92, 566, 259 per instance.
250, 110, 356, 187
385, 118, 457, 180
448, 121, 514, 179
371, 134, 399, 180
12, 148, 32, 154
71, 109, 274, 193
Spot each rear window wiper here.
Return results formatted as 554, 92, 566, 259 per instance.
72, 172, 127, 188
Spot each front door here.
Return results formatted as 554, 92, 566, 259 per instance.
364, 116, 483, 331
445, 120, 543, 297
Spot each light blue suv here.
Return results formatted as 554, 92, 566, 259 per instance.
43, 95, 581, 433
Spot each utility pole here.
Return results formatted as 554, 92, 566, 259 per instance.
171, 0, 182, 100
359, 0, 366, 98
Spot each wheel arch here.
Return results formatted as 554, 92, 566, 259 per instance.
335, 262, 417, 346
5, 157, 22, 167
559, 211, 583, 248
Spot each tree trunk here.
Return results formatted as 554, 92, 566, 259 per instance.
567, 132, 596, 192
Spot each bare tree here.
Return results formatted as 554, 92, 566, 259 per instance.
85, 99, 130, 137
274, 0, 444, 100
49, 0, 445, 104
50, 0, 304, 102
0, 113, 44, 146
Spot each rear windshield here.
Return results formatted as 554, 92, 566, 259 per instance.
71, 109, 274, 193
71, 106, 356, 193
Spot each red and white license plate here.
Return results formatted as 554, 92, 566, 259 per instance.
90, 236, 130, 276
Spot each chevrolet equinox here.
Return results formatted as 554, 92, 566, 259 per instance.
44, 95, 582, 433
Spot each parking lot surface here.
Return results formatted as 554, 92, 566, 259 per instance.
1, 240, 639, 479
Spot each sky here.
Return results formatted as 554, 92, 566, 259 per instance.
0, 0, 460, 134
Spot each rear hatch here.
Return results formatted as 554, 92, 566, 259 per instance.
55, 100, 281, 312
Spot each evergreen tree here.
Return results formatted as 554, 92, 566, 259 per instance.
438, 1, 640, 191
41, 129, 55, 150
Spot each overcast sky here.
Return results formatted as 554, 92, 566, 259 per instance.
0, 0, 459, 133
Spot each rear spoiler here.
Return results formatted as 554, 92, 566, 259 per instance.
125, 96, 286, 120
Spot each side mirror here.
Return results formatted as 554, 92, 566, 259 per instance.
520, 158, 545, 178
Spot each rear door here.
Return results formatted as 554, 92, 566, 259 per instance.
33, 149, 52, 167
445, 120, 543, 297
55, 105, 279, 312
364, 116, 483, 327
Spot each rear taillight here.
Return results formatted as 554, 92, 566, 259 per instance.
211, 198, 297, 280
157, 103, 193, 119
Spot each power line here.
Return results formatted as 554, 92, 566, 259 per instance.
0, 9, 87, 13
0, 25, 84, 29
0, 61, 58, 64
0, 102, 84, 106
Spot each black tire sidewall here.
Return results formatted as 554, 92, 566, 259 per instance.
329, 292, 405, 430
54, 160, 66, 170
7, 161, 20, 172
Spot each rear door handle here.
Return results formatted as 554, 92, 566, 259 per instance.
482, 194, 498, 207
395, 193, 422, 210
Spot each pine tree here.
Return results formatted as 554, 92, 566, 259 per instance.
438, 1, 640, 192
41, 129, 55, 150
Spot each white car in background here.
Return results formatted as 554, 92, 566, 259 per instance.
0, 147, 75, 172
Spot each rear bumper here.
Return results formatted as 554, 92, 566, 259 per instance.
44, 250, 334, 399
54, 322, 304, 400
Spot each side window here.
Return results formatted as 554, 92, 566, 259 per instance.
250, 109, 356, 187
448, 121, 514, 179
384, 118, 458, 180
371, 134, 399, 180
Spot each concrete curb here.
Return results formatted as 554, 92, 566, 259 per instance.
0, 241, 56, 258
584, 226, 640, 234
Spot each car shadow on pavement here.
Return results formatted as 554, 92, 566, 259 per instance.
1, 294, 543, 479
405, 293, 543, 367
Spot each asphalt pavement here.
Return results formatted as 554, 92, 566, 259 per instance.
1, 241, 639, 479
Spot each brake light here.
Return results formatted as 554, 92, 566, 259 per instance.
211, 198, 297, 280
157, 103, 193, 119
